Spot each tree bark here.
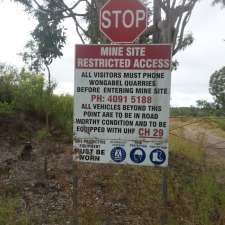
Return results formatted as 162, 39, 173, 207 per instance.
153, 0, 161, 43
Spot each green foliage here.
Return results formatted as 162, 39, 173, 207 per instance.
209, 117, 225, 131
0, 64, 73, 136
171, 100, 224, 117
0, 197, 29, 225
0, 65, 47, 118
50, 94, 73, 137
0, 102, 15, 116
19, 0, 66, 75
186, 174, 225, 225
209, 66, 225, 112
177, 33, 194, 51
168, 164, 225, 225
167, 128, 225, 225
170, 134, 205, 162
171, 106, 199, 117
31, 10, 66, 67
0, 64, 18, 103
35, 128, 51, 141
13, 70, 46, 116
85, 0, 107, 44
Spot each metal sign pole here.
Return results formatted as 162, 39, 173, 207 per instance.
160, 168, 168, 225
153, 0, 169, 223
72, 158, 79, 225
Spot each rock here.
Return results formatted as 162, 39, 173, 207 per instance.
20, 142, 32, 160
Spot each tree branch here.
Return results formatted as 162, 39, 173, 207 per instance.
173, 5, 194, 55
33, 0, 90, 16
143, 25, 157, 37
59, 0, 90, 43
33, 0, 66, 13
159, 0, 167, 12
171, 0, 177, 9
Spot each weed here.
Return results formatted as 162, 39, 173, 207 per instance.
0, 197, 29, 225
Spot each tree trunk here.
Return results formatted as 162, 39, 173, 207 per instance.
153, 0, 161, 43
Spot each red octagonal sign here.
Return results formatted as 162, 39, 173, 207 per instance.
100, 0, 148, 43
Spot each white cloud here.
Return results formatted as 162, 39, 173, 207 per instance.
0, 2, 35, 66
171, 0, 225, 106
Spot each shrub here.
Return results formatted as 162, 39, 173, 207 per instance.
0, 197, 29, 225
0, 102, 15, 116
50, 94, 73, 137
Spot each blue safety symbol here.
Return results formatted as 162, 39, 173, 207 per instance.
130, 148, 146, 163
150, 149, 166, 165
111, 147, 126, 163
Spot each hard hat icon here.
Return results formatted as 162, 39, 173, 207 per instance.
130, 148, 146, 163
134, 149, 144, 161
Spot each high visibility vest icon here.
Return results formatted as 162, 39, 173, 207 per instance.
111, 147, 126, 163
115, 149, 122, 160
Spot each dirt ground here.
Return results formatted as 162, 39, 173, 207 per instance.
170, 117, 225, 164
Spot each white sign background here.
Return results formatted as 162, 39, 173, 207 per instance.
74, 44, 171, 167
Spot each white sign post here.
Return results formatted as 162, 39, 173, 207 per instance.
74, 44, 172, 167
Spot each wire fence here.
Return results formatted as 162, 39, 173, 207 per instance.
169, 116, 225, 150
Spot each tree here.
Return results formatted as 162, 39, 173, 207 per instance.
209, 66, 225, 112
20, 7, 65, 129
213, 0, 225, 6
83, 0, 197, 55
12, 0, 198, 57
21, 8, 66, 86
0, 64, 19, 103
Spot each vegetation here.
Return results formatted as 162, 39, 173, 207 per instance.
12, 0, 198, 60
213, 0, 225, 6
76, 123, 225, 225
171, 106, 224, 117
209, 66, 225, 114
0, 0, 224, 224
0, 64, 73, 138
0, 63, 225, 224
1, 62, 224, 136
0, 197, 29, 225
168, 134, 225, 225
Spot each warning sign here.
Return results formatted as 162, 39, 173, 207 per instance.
73, 139, 168, 166
74, 44, 171, 166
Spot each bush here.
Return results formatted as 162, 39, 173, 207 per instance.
0, 64, 19, 103
13, 70, 48, 119
0, 197, 29, 225
50, 94, 73, 137
0, 64, 73, 137
0, 102, 15, 116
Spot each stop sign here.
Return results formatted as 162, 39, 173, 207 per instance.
100, 0, 147, 43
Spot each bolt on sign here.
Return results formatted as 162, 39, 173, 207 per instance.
73, 44, 172, 166
99, 0, 148, 43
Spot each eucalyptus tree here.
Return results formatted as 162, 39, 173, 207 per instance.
209, 66, 225, 112
213, 0, 225, 6
13, 0, 198, 58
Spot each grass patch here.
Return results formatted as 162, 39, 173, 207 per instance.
0, 197, 29, 225
0, 102, 15, 116
170, 135, 205, 163
210, 117, 225, 131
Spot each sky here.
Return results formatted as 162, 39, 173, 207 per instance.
0, 0, 224, 107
